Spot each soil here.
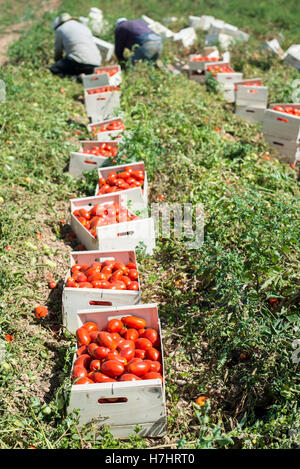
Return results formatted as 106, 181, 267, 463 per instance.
0, 0, 61, 66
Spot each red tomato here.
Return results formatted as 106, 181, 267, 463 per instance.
127, 360, 150, 377
107, 352, 127, 365
107, 318, 123, 333
75, 354, 91, 369
143, 372, 163, 383
145, 347, 161, 362
76, 327, 91, 346
126, 262, 137, 270
92, 372, 116, 383
128, 269, 139, 281
79, 282, 93, 288
101, 360, 125, 378
87, 343, 100, 358
97, 331, 117, 350
135, 338, 152, 351
72, 365, 87, 380
76, 345, 88, 357
121, 275, 131, 287
144, 360, 162, 373
74, 377, 94, 385
89, 360, 101, 371
122, 316, 146, 329
93, 346, 110, 360
135, 349, 146, 359
82, 322, 98, 333
89, 331, 99, 342
141, 328, 159, 346
35, 305, 48, 319
110, 332, 123, 345
124, 328, 139, 341
118, 373, 142, 382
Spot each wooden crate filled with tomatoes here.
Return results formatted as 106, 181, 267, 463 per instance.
62, 249, 142, 331
88, 117, 125, 142
262, 104, 300, 164
69, 193, 155, 254
205, 62, 243, 103
94, 162, 148, 211
69, 140, 119, 177
67, 304, 166, 438
82, 65, 121, 90
234, 78, 268, 123
84, 85, 121, 122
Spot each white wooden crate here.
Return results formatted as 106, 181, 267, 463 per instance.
95, 162, 148, 210
264, 134, 300, 164
88, 117, 125, 141
235, 79, 268, 108
70, 193, 155, 254
205, 62, 243, 87
82, 73, 110, 90
67, 304, 167, 438
83, 65, 121, 90
93, 37, 114, 62
69, 141, 119, 177
235, 105, 265, 123
62, 250, 141, 330
84, 87, 120, 120
262, 104, 300, 142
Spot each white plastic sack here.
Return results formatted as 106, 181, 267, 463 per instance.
173, 27, 197, 48
88, 7, 103, 35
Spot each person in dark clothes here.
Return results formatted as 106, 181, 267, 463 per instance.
50, 13, 101, 78
114, 18, 163, 66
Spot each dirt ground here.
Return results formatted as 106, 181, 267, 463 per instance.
0, 0, 60, 65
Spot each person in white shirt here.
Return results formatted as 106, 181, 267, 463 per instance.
50, 13, 101, 77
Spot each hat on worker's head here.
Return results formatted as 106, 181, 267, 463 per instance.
51, 12, 73, 30
115, 18, 128, 28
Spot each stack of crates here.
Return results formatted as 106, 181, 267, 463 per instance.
234, 78, 268, 123
262, 104, 300, 164
204, 62, 243, 103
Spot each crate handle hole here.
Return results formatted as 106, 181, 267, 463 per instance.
248, 89, 258, 94
84, 160, 97, 165
97, 97, 106, 101
98, 397, 128, 404
117, 231, 134, 237
89, 300, 112, 306
273, 141, 284, 146
277, 117, 288, 123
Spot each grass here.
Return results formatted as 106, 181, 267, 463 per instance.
0, 0, 299, 449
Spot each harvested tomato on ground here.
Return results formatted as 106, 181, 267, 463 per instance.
73, 202, 140, 238
35, 305, 48, 319
96, 167, 144, 195
65, 259, 140, 291
72, 317, 163, 385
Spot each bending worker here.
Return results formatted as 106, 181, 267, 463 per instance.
50, 13, 101, 77
114, 18, 163, 65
